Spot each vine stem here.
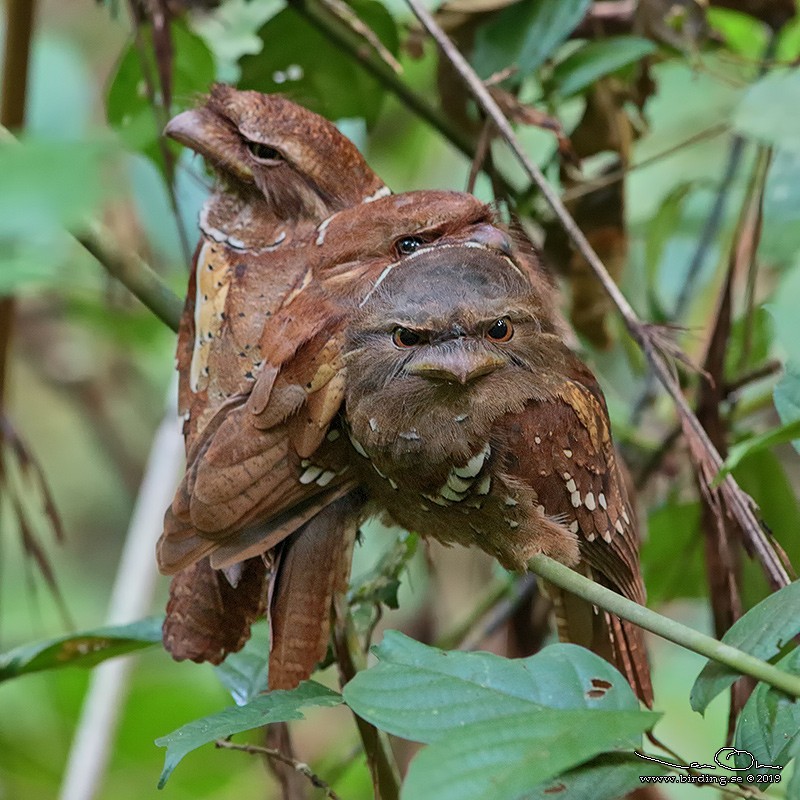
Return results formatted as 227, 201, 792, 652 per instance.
404, 0, 790, 591
528, 554, 800, 698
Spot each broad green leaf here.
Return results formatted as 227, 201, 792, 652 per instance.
155, 681, 342, 787
0, 616, 163, 682
551, 37, 657, 99
343, 632, 639, 744
774, 363, 800, 454
472, 0, 592, 82
733, 647, 800, 780
0, 138, 120, 237
107, 21, 215, 168
641, 501, 704, 602
400, 709, 658, 800
733, 69, 800, 152
213, 621, 269, 705
690, 580, 800, 713
734, 449, 800, 609
527, 753, 670, 799
239, 0, 398, 126
715, 418, 800, 483
707, 8, 769, 59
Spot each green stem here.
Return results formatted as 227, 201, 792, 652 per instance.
76, 222, 183, 333
528, 554, 800, 698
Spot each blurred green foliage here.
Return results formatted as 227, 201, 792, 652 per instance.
2, 0, 800, 798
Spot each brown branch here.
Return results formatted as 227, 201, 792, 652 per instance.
332, 599, 400, 800
404, 0, 791, 589
215, 739, 343, 800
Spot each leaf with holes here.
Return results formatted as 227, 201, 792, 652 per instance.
526, 753, 670, 799
0, 617, 163, 682
399, 709, 658, 800
343, 632, 641, 744
155, 681, 342, 787
690, 580, 800, 713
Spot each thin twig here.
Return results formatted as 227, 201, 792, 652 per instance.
560, 123, 729, 204
320, 0, 402, 74
215, 739, 344, 800
286, 0, 520, 200
434, 576, 514, 651
462, 574, 538, 651
528, 554, 800, 698
405, 0, 790, 590
724, 359, 782, 397
333, 589, 401, 800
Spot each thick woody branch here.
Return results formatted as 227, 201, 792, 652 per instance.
404, 0, 790, 590
528, 554, 800, 698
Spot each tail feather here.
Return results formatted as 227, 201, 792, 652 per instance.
163, 556, 268, 665
268, 495, 359, 690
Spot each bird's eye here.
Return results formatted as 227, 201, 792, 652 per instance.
395, 236, 425, 256
486, 317, 513, 342
392, 327, 422, 348
245, 140, 282, 162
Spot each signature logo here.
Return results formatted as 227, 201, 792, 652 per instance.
636, 748, 783, 773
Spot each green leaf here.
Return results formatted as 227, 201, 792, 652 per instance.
239, 0, 398, 126
774, 363, 800, 454
0, 616, 163, 682
400, 709, 657, 800
348, 531, 418, 610
343, 632, 640, 744
155, 681, 343, 787
707, 8, 769, 59
641, 501, 704, 603
472, 0, 592, 82
733, 69, 800, 153
733, 647, 800, 780
526, 753, 670, 799
551, 37, 657, 99
690, 580, 800, 713
107, 21, 215, 168
0, 138, 121, 238
715, 418, 800, 483
213, 621, 269, 705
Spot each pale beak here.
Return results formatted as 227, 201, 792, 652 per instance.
408, 349, 505, 384
164, 108, 253, 182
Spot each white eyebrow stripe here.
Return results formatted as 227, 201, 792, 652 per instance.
363, 185, 391, 203
359, 262, 398, 307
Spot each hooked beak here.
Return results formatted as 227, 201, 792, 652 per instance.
408, 348, 505, 384
164, 108, 254, 182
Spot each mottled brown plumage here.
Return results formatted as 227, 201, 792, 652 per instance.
343, 243, 652, 705
160, 94, 493, 686
161, 85, 386, 674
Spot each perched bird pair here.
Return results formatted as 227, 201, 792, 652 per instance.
159, 84, 652, 705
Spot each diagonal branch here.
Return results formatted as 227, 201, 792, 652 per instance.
404, 0, 791, 590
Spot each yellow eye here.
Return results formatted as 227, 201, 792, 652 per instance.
392, 327, 422, 348
486, 317, 513, 342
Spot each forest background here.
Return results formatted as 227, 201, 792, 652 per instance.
1, 0, 800, 799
